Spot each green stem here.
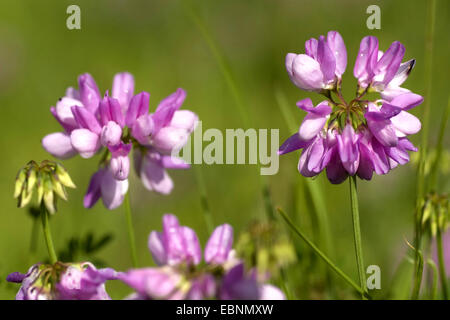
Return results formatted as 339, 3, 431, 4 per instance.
411, 245, 424, 300
275, 88, 333, 253
186, 3, 274, 221
426, 259, 438, 300
29, 217, 39, 254
193, 165, 214, 234
413, 0, 436, 298
429, 97, 450, 190
279, 267, 294, 300
40, 203, 57, 264
277, 207, 371, 299
349, 176, 367, 298
436, 228, 448, 299
260, 175, 274, 220
124, 192, 138, 268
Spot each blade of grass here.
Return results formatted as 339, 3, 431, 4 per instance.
277, 207, 371, 299
413, 0, 437, 299
436, 227, 449, 299
275, 88, 333, 256
428, 96, 450, 191
193, 165, 214, 234
184, 2, 249, 127
426, 259, 438, 300
275, 88, 297, 133
185, 2, 274, 220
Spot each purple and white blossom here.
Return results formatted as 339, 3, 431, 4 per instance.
42, 73, 197, 209
280, 32, 423, 184
7, 262, 119, 300
286, 31, 347, 92
353, 36, 416, 99
120, 214, 285, 300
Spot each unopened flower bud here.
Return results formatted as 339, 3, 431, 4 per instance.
55, 163, 76, 189
14, 168, 27, 198
14, 160, 76, 214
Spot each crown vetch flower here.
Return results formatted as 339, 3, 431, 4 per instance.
119, 214, 285, 300
280, 32, 423, 184
6, 262, 119, 300
286, 31, 347, 92
353, 36, 416, 100
220, 263, 286, 300
42, 72, 197, 209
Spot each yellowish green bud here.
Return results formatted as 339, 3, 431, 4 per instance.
14, 168, 27, 198
55, 164, 76, 189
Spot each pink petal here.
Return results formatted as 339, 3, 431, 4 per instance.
152, 127, 190, 154
84, 169, 105, 208
180, 226, 202, 265
101, 121, 122, 147
100, 170, 128, 210
353, 36, 378, 85
327, 31, 347, 77
373, 41, 405, 88
278, 132, 310, 155
78, 73, 101, 114
390, 111, 421, 135
148, 231, 167, 266
70, 128, 101, 158
291, 54, 324, 91
304, 38, 318, 59
170, 110, 198, 132
112, 72, 134, 113
140, 156, 174, 194
125, 92, 150, 128
55, 97, 82, 128
317, 35, 336, 82
204, 224, 233, 264
299, 113, 328, 141
42, 132, 77, 159
390, 92, 424, 111
259, 284, 286, 300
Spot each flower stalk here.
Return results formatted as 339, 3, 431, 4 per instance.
40, 202, 57, 264
436, 227, 448, 299
349, 176, 367, 299
193, 165, 214, 234
277, 207, 371, 299
124, 191, 138, 268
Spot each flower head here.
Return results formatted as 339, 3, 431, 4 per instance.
280, 33, 422, 184
42, 72, 197, 209
120, 214, 285, 300
6, 262, 119, 300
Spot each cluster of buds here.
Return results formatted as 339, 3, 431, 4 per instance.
421, 192, 449, 237
119, 214, 285, 300
7, 262, 118, 300
14, 160, 76, 214
235, 220, 297, 279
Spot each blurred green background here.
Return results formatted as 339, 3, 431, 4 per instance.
0, 0, 448, 299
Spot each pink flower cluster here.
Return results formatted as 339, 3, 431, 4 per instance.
280, 32, 423, 183
7, 262, 118, 300
119, 214, 285, 300
42, 73, 197, 208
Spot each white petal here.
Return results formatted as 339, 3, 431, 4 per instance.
42, 132, 77, 159
390, 111, 421, 135
70, 128, 101, 158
